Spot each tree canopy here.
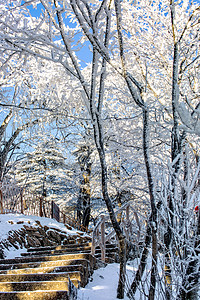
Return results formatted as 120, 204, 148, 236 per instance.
0, 1, 199, 299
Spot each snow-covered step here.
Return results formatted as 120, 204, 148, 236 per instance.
21, 245, 92, 256
0, 258, 91, 274
27, 242, 92, 253
0, 271, 83, 286
0, 290, 69, 300
22, 243, 118, 261
0, 264, 88, 284
0, 280, 70, 292
0, 253, 96, 270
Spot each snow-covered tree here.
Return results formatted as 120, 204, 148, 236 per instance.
14, 137, 77, 209
0, 1, 199, 299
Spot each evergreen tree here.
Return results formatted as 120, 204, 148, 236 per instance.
15, 137, 74, 210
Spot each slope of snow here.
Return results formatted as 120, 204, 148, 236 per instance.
0, 213, 82, 240
0, 213, 87, 259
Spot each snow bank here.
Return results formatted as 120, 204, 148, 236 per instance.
0, 213, 83, 241
0, 213, 89, 259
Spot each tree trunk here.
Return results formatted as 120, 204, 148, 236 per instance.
164, 4, 181, 294
82, 193, 91, 231
143, 109, 158, 300
77, 150, 92, 231
117, 236, 127, 299
128, 216, 152, 298
179, 210, 200, 299
98, 145, 126, 299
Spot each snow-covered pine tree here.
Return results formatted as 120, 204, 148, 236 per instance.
15, 137, 76, 213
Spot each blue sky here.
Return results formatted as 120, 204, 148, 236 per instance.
24, 1, 92, 68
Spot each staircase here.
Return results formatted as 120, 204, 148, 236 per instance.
0, 236, 118, 299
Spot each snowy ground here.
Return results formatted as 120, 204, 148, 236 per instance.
78, 263, 138, 300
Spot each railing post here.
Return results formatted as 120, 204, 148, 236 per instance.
91, 233, 96, 256
63, 213, 66, 224
126, 204, 130, 223
20, 191, 23, 214
39, 197, 43, 217
0, 182, 3, 214
101, 215, 105, 262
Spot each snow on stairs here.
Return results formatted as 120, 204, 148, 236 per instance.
21, 242, 118, 262
0, 238, 118, 299
0, 239, 95, 300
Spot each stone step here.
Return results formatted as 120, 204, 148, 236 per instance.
0, 271, 83, 286
96, 245, 118, 251
27, 242, 92, 252
95, 253, 118, 261
21, 246, 92, 256
0, 280, 70, 292
26, 242, 116, 253
66, 238, 91, 244
21, 245, 118, 258
0, 258, 91, 274
0, 290, 69, 300
0, 264, 87, 281
0, 253, 96, 270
